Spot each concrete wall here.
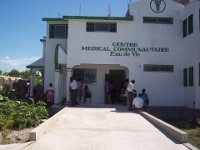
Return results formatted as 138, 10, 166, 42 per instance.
66, 0, 185, 106
44, 21, 67, 92
42, 0, 200, 108
179, 0, 200, 109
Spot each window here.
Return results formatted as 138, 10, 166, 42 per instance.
199, 63, 200, 86
189, 67, 193, 86
86, 23, 95, 32
183, 68, 187, 87
49, 24, 68, 39
73, 69, 96, 84
143, 64, 174, 72
143, 17, 173, 24
183, 67, 194, 87
188, 15, 193, 34
183, 19, 187, 38
86, 22, 117, 32
182, 14, 193, 38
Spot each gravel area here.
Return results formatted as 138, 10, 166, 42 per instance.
0, 128, 33, 144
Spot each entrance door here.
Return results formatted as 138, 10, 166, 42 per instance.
105, 70, 126, 104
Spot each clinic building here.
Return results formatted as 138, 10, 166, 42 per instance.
28, 0, 200, 111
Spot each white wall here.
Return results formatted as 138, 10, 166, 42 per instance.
43, 0, 200, 108
44, 22, 67, 91
66, 0, 185, 106
179, 0, 200, 109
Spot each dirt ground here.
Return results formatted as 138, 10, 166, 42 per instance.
0, 127, 33, 144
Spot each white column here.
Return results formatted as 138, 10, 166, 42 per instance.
66, 69, 72, 102
30, 69, 35, 97
63, 68, 67, 99
54, 70, 60, 105
41, 70, 44, 86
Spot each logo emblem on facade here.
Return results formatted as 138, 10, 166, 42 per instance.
150, 0, 166, 13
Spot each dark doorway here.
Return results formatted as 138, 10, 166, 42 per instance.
105, 70, 126, 104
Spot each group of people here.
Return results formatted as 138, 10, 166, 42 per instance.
45, 75, 92, 107
69, 75, 91, 106
120, 79, 149, 111
45, 76, 149, 110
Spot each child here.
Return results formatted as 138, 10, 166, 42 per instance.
140, 89, 149, 108
84, 85, 91, 104
46, 83, 54, 106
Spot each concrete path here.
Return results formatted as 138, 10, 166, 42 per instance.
25, 105, 188, 150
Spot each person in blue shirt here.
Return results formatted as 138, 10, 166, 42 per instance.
140, 89, 149, 108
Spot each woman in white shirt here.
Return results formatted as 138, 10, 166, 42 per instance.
127, 79, 135, 111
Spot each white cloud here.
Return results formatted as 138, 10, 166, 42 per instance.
0, 56, 40, 72
4, 56, 10, 60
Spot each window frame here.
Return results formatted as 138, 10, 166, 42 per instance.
199, 63, 200, 86
143, 64, 174, 72
86, 22, 117, 32
143, 17, 173, 24
189, 67, 193, 87
199, 9, 200, 31
49, 24, 68, 39
183, 19, 187, 38
73, 68, 97, 84
183, 68, 188, 87
182, 14, 193, 38
188, 14, 193, 35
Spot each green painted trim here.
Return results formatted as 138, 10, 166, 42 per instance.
42, 18, 64, 21
54, 44, 60, 70
40, 39, 46, 42
42, 16, 133, 21
63, 16, 133, 21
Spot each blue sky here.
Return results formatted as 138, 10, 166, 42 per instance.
0, 0, 138, 72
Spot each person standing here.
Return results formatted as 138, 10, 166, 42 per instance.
77, 78, 83, 103
140, 89, 149, 108
126, 79, 135, 111
104, 79, 110, 104
69, 75, 78, 106
46, 83, 54, 106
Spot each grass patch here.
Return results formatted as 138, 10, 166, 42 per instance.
162, 118, 200, 149
183, 128, 200, 149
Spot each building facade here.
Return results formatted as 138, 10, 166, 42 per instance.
28, 0, 200, 109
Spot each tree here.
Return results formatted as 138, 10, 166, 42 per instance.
0, 69, 2, 75
20, 69, 31, 80
8, 69, 20, 77
35, 72, 42, 85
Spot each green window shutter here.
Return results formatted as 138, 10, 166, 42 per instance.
109, 23, 117, 32
49, 25, 55, 38
188, 14, 193, 35
199, 63, 200, 86
189, 67, 193, 86
86, 23, 95, 32
183, 68, 188, 87
65, 25, 68, 39
183, 19, 187, 37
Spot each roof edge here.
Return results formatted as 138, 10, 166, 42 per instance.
42, 16, 133, 21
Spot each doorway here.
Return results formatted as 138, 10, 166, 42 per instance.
105, 70, 126, 104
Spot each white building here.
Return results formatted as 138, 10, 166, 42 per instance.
28, 0, 200, 110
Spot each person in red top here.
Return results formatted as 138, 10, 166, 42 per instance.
46, 83, 54, 106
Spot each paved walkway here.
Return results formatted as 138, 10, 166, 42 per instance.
23, 105, 189, 150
